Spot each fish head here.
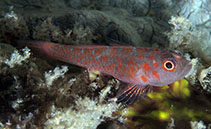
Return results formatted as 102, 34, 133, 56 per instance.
148, 50, 192, 86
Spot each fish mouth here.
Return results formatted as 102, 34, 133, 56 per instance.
179, 62, 192, 79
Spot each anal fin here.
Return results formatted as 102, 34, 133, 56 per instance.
115, 84, 152, 104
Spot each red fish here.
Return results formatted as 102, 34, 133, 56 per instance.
16, 41, 192, 103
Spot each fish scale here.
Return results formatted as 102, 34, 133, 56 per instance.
16, 41, 192, 104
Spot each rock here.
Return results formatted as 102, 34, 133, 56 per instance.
167, 16, 211, 65
166, 0, 211, 65
0, 0, 174, 47
198, 66, 211, 93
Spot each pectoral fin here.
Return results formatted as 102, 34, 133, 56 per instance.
115, 84, 152, 104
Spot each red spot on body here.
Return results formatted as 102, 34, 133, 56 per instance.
140, 75, 147, 82
143, 64, 150, 72
45, 42, 52, 48
60, 47, 68, 56
65, 47, 70, 54
80, 54, 85, 60
149, 55, 155, 60
76, 58, 80, 63
129, 66, 135, 78
116, 56, 122, 63
109, 51, 117, 56
92, 57, 99, 65
94, 49, 102, 55
137, 48, 147, 53
153, 62, 159, 67
87, 59, 92, 65
129, 65, 138, 79
152, 49, 161, 54
74, 49, 80, 55
123, 48, 132, 55
137, 55, 144, 60
97, 66, 102, 70
122, 66, 127, 74
152, 71, 160, 79
109, 64, 115, 69
84, 50, 91, 56
129, 59, 134, 65
118, 63, 122, 67
116, 66, 121, 73
101, 56, 108, 62
102, 65, 107, 72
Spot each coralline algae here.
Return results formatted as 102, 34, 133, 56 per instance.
199, 66, 211, 93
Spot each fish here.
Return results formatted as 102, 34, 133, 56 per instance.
15, 41, 192, 104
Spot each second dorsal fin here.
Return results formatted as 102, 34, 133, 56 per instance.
107, 38, 134, 46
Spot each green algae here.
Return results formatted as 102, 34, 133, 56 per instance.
124, 79, 211, 129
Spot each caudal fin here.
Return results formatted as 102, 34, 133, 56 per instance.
14, 40, 52, 57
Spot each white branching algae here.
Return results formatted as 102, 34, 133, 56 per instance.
44, 97, 120, 129
199, 66, 211, 93
44, 66, 68, 86
190, 121, 206, 129
4, 47, 31, 68
167, 16, 211, 64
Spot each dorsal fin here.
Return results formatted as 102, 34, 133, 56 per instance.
107, 38, 134, 46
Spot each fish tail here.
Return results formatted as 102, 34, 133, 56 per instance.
14, 40, 54, 58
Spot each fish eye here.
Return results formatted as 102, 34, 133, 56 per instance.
162, 59, 176, 71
